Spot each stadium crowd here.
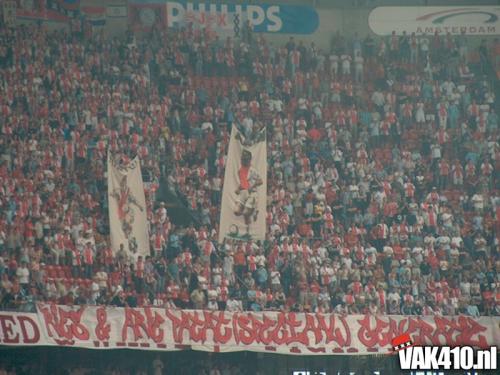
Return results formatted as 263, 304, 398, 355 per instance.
0, 21, 499, 318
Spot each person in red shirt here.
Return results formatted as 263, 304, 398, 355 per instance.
307, 125, 321, 143
234, 150, 263, 234
233, 246, 247, 280
83, 241, 94, 278
135, 256, 145, 294
438, 159, 450, 189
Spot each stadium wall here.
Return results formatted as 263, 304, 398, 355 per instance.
248, 7, 363, 48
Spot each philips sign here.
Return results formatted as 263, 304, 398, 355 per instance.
129, 1, 319, 34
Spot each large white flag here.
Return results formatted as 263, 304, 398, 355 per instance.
219, 126, 267, 243
108, 153, 150, 259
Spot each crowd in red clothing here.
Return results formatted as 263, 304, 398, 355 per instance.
0, 22, 498, 317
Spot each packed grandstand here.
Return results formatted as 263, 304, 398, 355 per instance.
0, 0, 499, 374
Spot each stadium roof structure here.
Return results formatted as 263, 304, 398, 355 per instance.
81, 0, 500, 9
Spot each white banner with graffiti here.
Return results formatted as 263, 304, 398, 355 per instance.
0, 305, 499, 356
219, 126, 267, 243
107, 153, 149, 260
369, 6, 500, 35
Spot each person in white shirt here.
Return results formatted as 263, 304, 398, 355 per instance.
471, 194, 484, 212
329, 53, 339, 76
270, 268, 281, 291
441, 212, 453, 228
255, 250, 266, 267
485, 90, 495, 105
354, 51, 364, 83
274, 98, 284, 113
46, 280, 57, 300
388, 289, 401, 304
461, 280, 471, 297
312, 101, 322, 120
457, 30, 468, 62
16, 262, 30, 289
342, 256, 352, 270
95, 267, 108, 291
420, 34, 429, 60
341, 54, 351, 76
201, 121, 213, 132
371, 90, 385, 112
431, 143, 441, 161
423, 55, 433, 79
440, 79, 456, 97
207, 299, 218, 311
226, 297, 243, 312
90, 277, 100, 304
297, 97, 308, 111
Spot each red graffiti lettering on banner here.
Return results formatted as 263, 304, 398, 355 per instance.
398, 316, 485, 347
95, 306, 111, 341
121, 308, 165, 343
357, 315, 439, 348
431, 316, 488, 348
38, 304, 89, 344
236, 313, 255, 345
0, 315, 20, 344
232, 312, 240, 344
242, 313, 284, 346
316, 314, 351, 347
357, 315, 392, 348
170, 310, 204, 342
402, 317, 435, 346
356, 315, 490, 349
257, 312, 348, 348
1, 307, 498, 353
165, 310, 232, 345
145, 308, 165, 343
252, 312, 294, 346
264, 312, 288, 345
17, 315, 40, 344
165, 309, 189, 343
205, 311, 232, 344
303, 314, 324, 345
285, 313, 306, 345
225, 312, 352, 348
255, 314, 278, 345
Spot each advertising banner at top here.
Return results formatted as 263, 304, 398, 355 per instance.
369, 6, 500, 36
128, 0, 319, 35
